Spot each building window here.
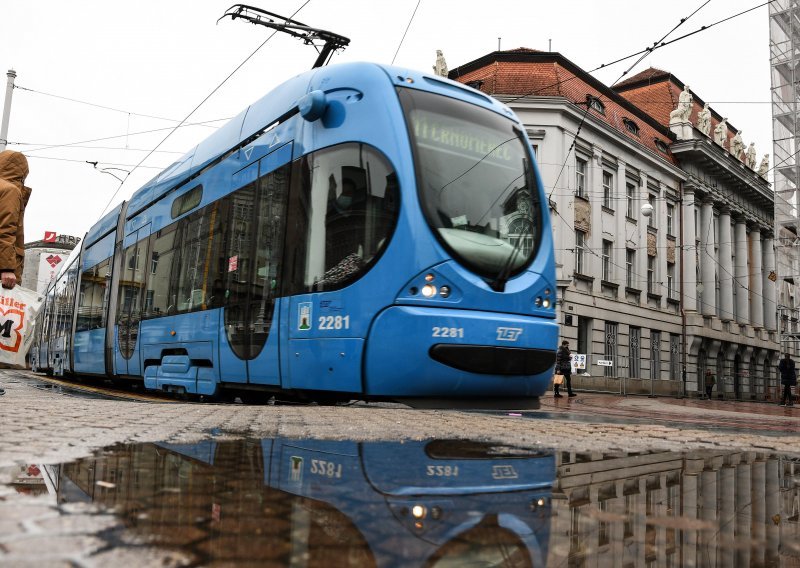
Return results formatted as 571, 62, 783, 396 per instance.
647, 256, 656, 294
626, 182, 636, 218
605, 321, 618, 377
588, 96, 605, 114
654, 138, 669, 153
626, 248, 635, 288
670, 334, 681, 381
623, 118, 640, 136
629, 326, 641, 378
667, 262, 675, 299
575, 230, 586, 275
602, 239, 612, 281
651, 331, 661, 380
647, 194, 657, 228
576, 157, 587, 198
602, 171, 614, 210
666, 203, 675, 236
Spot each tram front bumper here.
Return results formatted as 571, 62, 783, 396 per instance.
364, 306, 558, 398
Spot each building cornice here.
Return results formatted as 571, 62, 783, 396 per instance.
513, 97, 688, 181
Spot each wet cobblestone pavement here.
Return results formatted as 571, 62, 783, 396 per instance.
2, 369, 800, 565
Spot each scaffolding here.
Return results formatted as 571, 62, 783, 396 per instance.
771, 1, 800, 354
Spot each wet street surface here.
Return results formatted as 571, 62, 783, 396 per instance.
3, 438, 800, 566
3, 370, 800, 565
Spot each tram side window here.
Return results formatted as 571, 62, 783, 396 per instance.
143, 225, 179, 317
77, 258, 111, 331
41, 288, 56, 340
53, 261, 79, 339
285, 143, 399, 294
174, 203, 222, 313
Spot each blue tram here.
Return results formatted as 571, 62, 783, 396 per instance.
29, 61, 558, 407
55, 437, 555, 565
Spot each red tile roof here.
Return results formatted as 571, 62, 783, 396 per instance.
612, 67, 739, 156
449, 51, 677, 164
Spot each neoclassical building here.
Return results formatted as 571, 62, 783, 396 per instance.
450, 50, 779, 397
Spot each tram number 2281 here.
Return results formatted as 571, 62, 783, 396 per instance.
318, 315, 350, 330
431, 327, 464, 338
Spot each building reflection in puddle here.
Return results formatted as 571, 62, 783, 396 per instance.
17, 441, 800, 566
49, 439, 555, 566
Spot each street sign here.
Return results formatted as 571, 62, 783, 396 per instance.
598, 359, 613, 367
571, 353, 587, 369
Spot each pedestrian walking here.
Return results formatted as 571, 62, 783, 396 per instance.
779, 353, 797, 407
0, 150, 32, 397
554, 340, 576, 398
705, 369, 716, 400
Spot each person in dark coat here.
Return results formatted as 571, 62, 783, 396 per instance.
554, 340, 576, 398
779, 353, 797, 407
704, 369, 716, 400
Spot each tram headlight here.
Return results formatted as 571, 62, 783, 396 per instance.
412, 504, 427, 519
421, 284, 437, 298
542, 298, 551, 308
439, 286, 451, 298
534, 297, 542, 307
530, 497, 548, 512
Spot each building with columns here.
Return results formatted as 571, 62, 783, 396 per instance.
450, 50, 779, 397
547, 447, 793, 565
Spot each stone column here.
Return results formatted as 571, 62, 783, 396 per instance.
765, 458, 780, 565
637, 174, 650, 298
719, 465, 736, 567
683, 188, 698, 311
734, 218, 750, 324
701, 469, 718, 565
718, 208, 734, 320
615, 160, 627, 297
682, 474, 699, 567
656, 182, 667, 308
735, 462, 752, 566
749, 227, 764, 328
751, 460, 766, 567
589, 146, 603, 294
763, 235, 777, 331
700, 198, 716, 316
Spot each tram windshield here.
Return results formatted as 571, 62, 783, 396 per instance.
399, 88, 541, 280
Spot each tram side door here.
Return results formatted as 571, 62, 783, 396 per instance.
115, 225, 150, 377
219, 147, 291, 386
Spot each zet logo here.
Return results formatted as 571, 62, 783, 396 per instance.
496, 327, 523, 342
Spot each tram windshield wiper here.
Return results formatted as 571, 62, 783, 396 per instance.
219, 4, 350, 68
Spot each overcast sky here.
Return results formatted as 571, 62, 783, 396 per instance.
0, 0, 772, 243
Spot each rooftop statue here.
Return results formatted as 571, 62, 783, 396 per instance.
669, 85, 693, 124
714, 118, 728, 147
432, 50, 448, 77
731, 130, 744, 160
758, 153, 770, 177
696, 103, 711, 136
746, 142, 757, 170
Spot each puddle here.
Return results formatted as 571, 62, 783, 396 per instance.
4, 439, 800, 565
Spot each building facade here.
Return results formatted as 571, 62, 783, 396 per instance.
450, 50, 779, 397
22, 234, 80, 294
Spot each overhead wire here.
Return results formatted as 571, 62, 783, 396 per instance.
500, 1, 772, 106
13, 84, 219, 127
391, 0, 422, 65
609, 0, 711, 87
97, 0, 313, 217
9, 118, 231, 154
